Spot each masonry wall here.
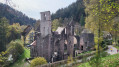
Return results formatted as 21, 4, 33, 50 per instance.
36, 11, 52, 62
30, 46, 37, 57
40, 11, 51, 37
66, 21, 74, 57
75, 36, 80, 50
80, 33, 94, 51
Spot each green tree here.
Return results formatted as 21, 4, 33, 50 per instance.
52, 19, 60, 31
0, 17, 10, 52
7, 39, 24, 61
51, 0, 85, 23
84, 0, 119, 66
34, 20, 40, 31
80, 14, 85, 26
84, 0, 119, 49
111, 17, 119, 45
8, 23, 21, 42
0, 51, 8, 67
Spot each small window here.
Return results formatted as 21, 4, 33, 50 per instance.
44, 14, 46, 20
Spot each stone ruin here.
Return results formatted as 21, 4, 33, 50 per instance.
30, 11, 95, 62
80, 29, 94, 51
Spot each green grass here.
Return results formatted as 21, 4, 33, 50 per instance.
114, 45, 119, 50
78, 53, 119, 67
10, 48, 30, 67
77, 51, 93, 56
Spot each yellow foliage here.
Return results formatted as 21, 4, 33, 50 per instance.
30, 57, 47, 67
52, 19, 60, 31
67, 55, 73, 64
84, 0, 119, 39
25, 28, 35, 44
95, 45, 102, 51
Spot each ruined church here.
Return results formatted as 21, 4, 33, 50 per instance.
30, 11, 94, 62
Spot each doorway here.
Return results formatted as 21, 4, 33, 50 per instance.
81, 46, 83, 50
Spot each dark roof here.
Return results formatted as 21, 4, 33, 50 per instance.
23, 25, 31, 32
22, 25, 32, 36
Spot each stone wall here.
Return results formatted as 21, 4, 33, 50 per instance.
80, 33, 94, 51
40, 11, 51, 37
75, 36, 80, 50
35, 11, 52, 62
66, 20, 74, 57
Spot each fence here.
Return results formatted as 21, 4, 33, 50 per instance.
38, 46, 108, 67
39, 51, 95, 67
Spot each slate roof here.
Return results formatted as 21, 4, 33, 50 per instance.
22, 25, 32, 36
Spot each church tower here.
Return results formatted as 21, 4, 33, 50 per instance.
40, 11, 51, 37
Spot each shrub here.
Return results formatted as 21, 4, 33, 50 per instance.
103, 39, 112, 45
6, 39, 24, 61
100, 51, 109, 57
30, 57, 47, 67
0, 51, 9, 67
67, 56, 73, 65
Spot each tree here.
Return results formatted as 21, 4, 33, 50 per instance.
34, 20, 40, 31
30, 57, 47, 67
84, 0, 119, 45
0, 51, 8, 67
8, 23, 21, 42
0, 3, 36, 25
52, 19, 60, 31
111, 17, 119, 45
84, 0, 119, 66
7, 39, 24, 61
0, 17, 10, 52
80, 14, 85, 26
51, 0, 85, 23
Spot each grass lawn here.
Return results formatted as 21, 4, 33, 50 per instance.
78, 53, 119, 67
10, 48, 30, 67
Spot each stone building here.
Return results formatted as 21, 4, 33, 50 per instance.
80, 29, 94, 51
65, 20, 75, 57
22, 25, 34, 44
30, 11, 94, 62
51, 27, 66, 61
31, 11, 52, 62
51, 20, 76, 61
30, 40, 37, 57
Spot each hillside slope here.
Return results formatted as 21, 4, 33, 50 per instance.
51, 0, 85, 24
0, 3, 36, 25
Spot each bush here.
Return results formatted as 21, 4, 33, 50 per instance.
0, 51, 9, 67
67, 56, 73, 65
30, 57, 47, 67
6, 39, 24, 62
104, 39, 112, 45
100, 51, 109, 57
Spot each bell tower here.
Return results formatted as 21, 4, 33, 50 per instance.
40, 11, 51, 37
